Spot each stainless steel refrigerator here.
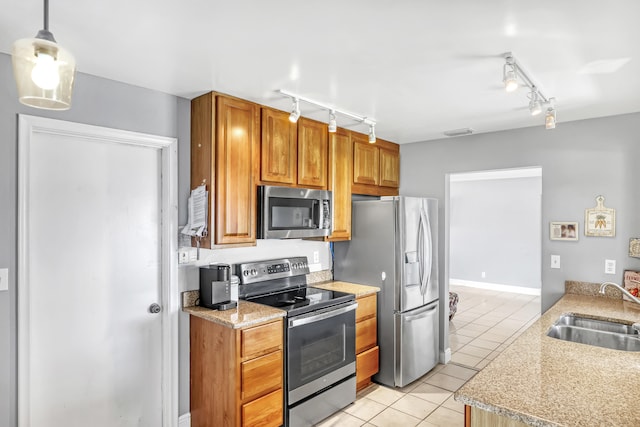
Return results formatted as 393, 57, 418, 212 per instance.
334, 196, 439, 388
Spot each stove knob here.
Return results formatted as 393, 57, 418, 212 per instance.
243, 270, 249, 277
251, 269, 257, 276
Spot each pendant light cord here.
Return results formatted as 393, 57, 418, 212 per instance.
44, 0, 49, 31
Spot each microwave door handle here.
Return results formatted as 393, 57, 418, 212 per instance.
312, 199, 319, 228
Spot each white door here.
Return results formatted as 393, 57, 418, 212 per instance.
18, 115, 178, 427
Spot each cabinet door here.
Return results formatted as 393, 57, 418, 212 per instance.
297, 118, 328, 188
327, 128, 352, 241
353, 135, 379, 186
215, 95, 260, 244
379, 147, 400, 188
261, 107, 297, 185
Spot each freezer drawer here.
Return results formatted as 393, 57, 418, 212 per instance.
395, 301, 439, 387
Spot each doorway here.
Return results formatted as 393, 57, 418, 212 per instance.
446, 167, 542, 369
18, 115, 178, 426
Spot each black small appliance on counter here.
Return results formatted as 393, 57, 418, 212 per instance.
199, 263, 236, 310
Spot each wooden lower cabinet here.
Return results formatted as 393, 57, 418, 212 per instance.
354, 293, 380, 391
466, 406, 530, 427
190, 316, 284, 427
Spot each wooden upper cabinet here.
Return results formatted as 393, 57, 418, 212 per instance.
327, 128, 353, 241
379, 146, 400, 188
193, 92, 260, 247
297, 118, 328, 189
352, 132, 400, 196
260, 107, 297, 185
215, 95, 260, 244
353, 133, 379, 186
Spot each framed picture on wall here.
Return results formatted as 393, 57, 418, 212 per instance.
629, 238, 640, 258
585, 195, 616, 237
550, 222, 579, 241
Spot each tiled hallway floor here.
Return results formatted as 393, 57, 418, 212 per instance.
315, 285, 541, 427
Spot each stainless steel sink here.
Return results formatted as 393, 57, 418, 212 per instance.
547, 314, 640, 351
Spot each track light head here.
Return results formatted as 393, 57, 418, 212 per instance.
368, 123, 376, 143
289, 98, 300, 123
503, 57, 518, 92
328, 110, 337, 133
528, 88, 542, 116
545, 107, 556, 130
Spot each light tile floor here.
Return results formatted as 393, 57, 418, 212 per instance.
315, 285, 541, 427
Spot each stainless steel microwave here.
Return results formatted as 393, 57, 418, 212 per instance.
257, 185, 332, 239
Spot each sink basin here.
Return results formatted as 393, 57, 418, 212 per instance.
554, 314, 637, 334
547, 314, 640, 351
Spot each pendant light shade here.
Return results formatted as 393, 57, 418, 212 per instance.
12, 1, 76, 110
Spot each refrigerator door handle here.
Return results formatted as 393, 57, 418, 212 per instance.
403, 303, 438, 321
419, 203, 433, 295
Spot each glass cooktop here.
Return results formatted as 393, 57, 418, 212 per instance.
247, 287, 355, 317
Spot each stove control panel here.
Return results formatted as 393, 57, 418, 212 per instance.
234, 256, 310, 284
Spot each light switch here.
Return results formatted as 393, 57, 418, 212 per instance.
551, 255, 561, 269
605, 259, 616, 275
0, 268, 8, 291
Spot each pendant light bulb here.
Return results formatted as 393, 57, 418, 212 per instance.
328, 110, 337, 133
368, 123, 376, 143
289, 98, 300, 123
31, 51, 60, 90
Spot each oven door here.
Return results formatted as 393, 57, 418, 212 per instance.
287, 301, 357, 404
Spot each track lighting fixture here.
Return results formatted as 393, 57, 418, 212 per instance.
278, 89, 377, 141
545, 98, 557, 130
289, 98, 300, 123
328, 110, 337, 133
12, 0, 76, 110
368, 124, 376, 143
528, 87, 542, 116
503, 56, 518, 92
502, 52, 557, 129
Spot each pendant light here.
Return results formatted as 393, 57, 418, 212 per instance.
12, 0, 76, 110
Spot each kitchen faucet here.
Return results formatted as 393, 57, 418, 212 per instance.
599, 280, 640, 305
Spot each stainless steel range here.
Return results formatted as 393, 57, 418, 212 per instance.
235, 257, 357, 427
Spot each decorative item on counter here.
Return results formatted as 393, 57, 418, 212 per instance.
623, 270, 640, 299
629, 238, 640, 258
549, 221, 579, 241
584, 195, 616, 237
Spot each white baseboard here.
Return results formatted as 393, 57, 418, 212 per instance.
178, 413, 191, 427
450, 279, 541, 296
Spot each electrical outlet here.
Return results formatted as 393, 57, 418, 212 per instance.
605, 259, 616, 275
551, 255, 561, 269
313, 251, 319, 264
178, 249, 189, 264
0, 268, 8, 291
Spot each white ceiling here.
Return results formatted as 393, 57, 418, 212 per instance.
2, 1, 639, 143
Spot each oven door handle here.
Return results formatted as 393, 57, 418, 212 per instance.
288, 302, 358, 328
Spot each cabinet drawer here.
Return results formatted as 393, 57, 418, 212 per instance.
356, 346, 379, 384
241, 320, 283, 359
355, 294, 376, 322
241, 350, 283, 402
242, 388, 283, 427
356, 316, 377, 354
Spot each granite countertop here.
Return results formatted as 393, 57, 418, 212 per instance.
454, 292, 640, 426
183, 300, 285, 329
310, 280, 380, 297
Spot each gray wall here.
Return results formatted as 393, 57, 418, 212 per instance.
400, 113, 640, 318
0, 52, 181, 427
449, 175, 541, 288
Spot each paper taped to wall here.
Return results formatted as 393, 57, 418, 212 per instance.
181, 185, 208, 237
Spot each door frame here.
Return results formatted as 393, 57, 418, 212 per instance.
17, 114, 179, 426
